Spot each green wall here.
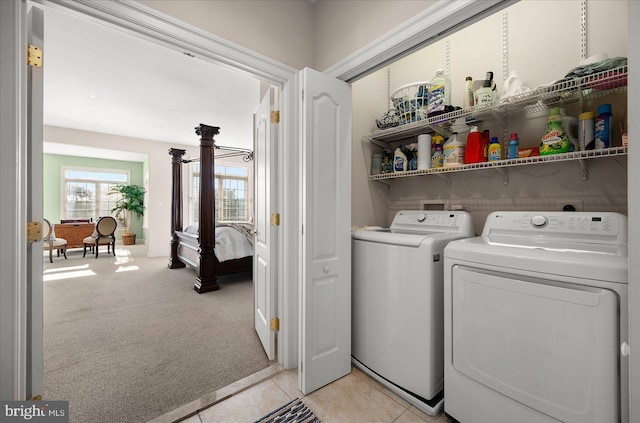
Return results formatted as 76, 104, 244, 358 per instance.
43, 154, 145, 239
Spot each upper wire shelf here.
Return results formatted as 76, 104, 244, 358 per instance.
366, 65, 628, 144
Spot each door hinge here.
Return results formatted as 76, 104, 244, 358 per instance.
271, 213, 280, 226
27, 221, 42, 243
27, 44, 42, 68
270, 110, 280, 123
301, 90, 304, 101
27, 395, 42, 401
270, 317, 280, 331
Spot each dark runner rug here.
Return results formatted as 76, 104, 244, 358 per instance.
253, 397, 321, 423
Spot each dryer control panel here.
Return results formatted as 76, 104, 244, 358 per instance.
484, 211, 628, 246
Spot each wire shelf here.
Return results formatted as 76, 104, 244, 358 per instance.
366, 65, 628, 144
370, 146, 628, 181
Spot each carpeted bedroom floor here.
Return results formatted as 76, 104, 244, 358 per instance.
43, 244, 270, 423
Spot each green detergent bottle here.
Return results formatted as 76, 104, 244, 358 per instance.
540, 107, 570, 155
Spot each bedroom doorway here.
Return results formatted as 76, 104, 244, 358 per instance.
37, 3, 274, 421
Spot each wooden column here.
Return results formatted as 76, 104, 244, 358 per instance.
193, 124, 220, 293
168, 148, 186, 269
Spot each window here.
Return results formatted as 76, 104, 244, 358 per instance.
190, 162, 251, 223
62, 167, 129, 222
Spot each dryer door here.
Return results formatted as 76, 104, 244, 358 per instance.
451, 266, 619, 423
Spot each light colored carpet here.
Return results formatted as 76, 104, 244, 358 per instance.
43, 244, 269, 423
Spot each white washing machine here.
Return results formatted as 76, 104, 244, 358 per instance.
444, 211, 629, 423
352, 210, 474, 416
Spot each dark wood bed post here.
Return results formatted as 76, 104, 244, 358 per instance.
168, 148, 187, 269
193, 124, 220, 293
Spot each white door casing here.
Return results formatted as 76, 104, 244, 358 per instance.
254, 87, 278, 360
27, 3, 45, 400
299, 67, 352, 394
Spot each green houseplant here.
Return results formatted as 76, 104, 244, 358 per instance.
109, 184, 145, 245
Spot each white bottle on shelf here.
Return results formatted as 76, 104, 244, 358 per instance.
443, 132, 465, 167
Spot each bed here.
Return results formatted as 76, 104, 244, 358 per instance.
168, 124, 254, 293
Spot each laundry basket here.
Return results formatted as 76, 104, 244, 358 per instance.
391, 81, 430, 125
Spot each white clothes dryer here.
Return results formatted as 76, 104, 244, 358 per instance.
352, 210, 474, 416
444, 211, 629, 423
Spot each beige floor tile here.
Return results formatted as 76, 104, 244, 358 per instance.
198, 378, 292, 423
271, 368, 303, 399
350, 366, 412, 408
394, 409, 431, 423
301, 372, 408, 423
179, 415, 202, 423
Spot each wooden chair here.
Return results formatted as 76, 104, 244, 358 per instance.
43, 218, 67, 263
82, 216, 117, 258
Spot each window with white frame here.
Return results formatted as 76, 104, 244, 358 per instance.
62, 167, 129, 222
189, 162, 251, 224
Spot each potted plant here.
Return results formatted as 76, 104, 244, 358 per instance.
109, 184, 145, 245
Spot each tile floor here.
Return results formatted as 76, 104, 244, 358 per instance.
172, 366, 451, 423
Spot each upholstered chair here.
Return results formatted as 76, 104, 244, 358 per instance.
43, 218, 67, 263
82, 216, 117, 258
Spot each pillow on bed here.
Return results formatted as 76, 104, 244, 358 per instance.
184, 224, 199, 234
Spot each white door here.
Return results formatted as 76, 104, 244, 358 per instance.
299, 67, 352, 394
0, 1, 44, 399
254, 87, 278, 360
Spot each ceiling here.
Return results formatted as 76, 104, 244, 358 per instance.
42, 7, 261, 159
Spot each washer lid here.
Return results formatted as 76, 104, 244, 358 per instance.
352, 229, 433, 247
353, 210, 475, 246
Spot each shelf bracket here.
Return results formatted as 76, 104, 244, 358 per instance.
495, 167, 509, 184
374, 178, 393, 189
579, 159, 589, 180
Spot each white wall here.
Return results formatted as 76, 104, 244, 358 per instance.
44, 125, 198, 257
351, 0, 629, 230
313, 0, 437, 72
138, 0, 315, 70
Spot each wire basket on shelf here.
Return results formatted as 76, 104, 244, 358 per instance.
391, 81, 429, 125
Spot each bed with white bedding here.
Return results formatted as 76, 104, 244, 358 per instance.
168, 124, 254, 293
176, 222, 254, 270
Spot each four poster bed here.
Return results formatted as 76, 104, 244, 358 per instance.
168, 124, 254, 294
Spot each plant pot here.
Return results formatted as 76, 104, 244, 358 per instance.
122, 233, 136, 245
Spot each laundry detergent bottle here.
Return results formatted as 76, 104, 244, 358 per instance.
464, 126, 484, 164
540, 107, 571, 155
443, 132, 465, 167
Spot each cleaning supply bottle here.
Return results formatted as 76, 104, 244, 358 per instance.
507, 133, 519, 159
427, 69, 451, 117
464, 76, 474, 108
394, 147, 407, 172
464, 126, 484, 164
443, 132, 465, 167
475, 71, 498, 106
431, 137, 444, 168
406, 144, 418, 170
482, 130, 491, 161
540, 107, 571, 155
579, 111, 596, 150
488, 137, 502, 161
594, 103, 612, 149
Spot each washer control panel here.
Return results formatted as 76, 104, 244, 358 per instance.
390, 210, 474, 235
